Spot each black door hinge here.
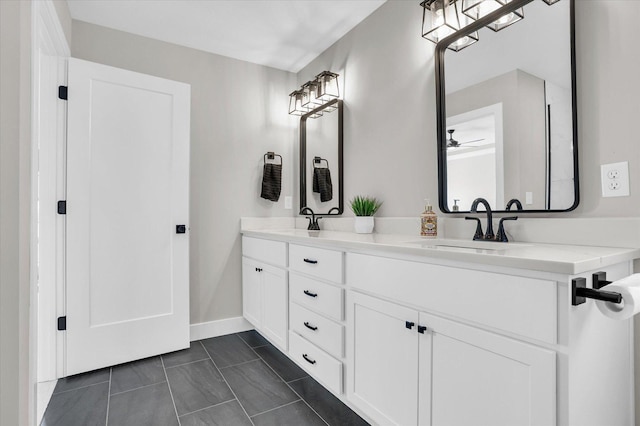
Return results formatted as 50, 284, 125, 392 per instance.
57, 200, 66, 214
58, 86, 68, 100
57, 316, 66, 331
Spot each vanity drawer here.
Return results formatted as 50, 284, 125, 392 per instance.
346, 253, 557, 344
289, 244, 343, 283
242, 236, 287, 268
289, 331, 343, 395
290, 303, 344, 359
290, 273, 343, 321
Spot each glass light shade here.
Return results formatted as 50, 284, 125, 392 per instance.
421, 0, 462, 44
542, 0, 561, 4
301, 81, 323, 109
315, 71, 340, 103
288, 89, 307, 116
447, 30, 479, 51
462, 0, 523, 32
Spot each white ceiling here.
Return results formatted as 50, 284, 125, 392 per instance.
67, 0, 387, 73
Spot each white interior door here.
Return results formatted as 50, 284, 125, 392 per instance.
65, 58, 190, 376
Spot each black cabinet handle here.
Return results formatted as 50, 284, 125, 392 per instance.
405, 321, 415, 330
418, 325, 428, 334
303, 258, 318, 264
302, 354, 316, 365
255, 267, 262, 272
303, 290, 318, 298
304, 322, 318, 331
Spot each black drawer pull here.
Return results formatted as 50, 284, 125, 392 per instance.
304, 322, 318, 331
302, 354, 316, 365
405, 321, 415, 330
255, 267, 262, 272
303, 258, 318, 264
303, 290, 318, 298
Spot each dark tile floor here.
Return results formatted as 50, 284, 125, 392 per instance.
41, 330, 369, 426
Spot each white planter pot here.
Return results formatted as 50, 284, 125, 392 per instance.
354, 216, 375, 234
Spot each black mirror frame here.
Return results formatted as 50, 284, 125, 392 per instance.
299, 99, 344, 215
434, 0, 579, 214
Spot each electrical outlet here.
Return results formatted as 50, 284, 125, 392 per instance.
601, 161, 630, 197
284, 196, 292, 209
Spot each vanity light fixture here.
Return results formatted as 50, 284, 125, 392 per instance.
542, 0, 561, 4
288, 71, 340, 118
420, 0, 479, 50
288, 89, 308, 116
462, 0, 524, 32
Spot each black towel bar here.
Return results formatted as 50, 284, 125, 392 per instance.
264, 152, 282, 165
313, 156, 329, 168
572, 272, 622, 306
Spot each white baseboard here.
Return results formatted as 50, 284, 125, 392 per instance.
190, 316, 253, 341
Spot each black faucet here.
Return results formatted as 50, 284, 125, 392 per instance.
495, 217, 518, 242
469, 198, 494, 240
300, 207, 321, 230
505, 199, 523, 211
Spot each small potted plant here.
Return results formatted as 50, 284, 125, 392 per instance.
350, 195, 382, 234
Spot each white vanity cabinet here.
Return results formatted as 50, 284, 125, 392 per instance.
287, 243, 346, 394
241, 237, 288, 350
241, 230, 637, 426
347, 291, 555, 426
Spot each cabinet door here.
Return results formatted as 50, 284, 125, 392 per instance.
261, 264, 288, 350
419, 312, 556, 426
347, 291, 419, 426
242, 257, 261, 327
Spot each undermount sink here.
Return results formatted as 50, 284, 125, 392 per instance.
403, 238, 530, 252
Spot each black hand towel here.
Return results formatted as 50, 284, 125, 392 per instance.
312, 167, 333, 202
261, 163, 282, 202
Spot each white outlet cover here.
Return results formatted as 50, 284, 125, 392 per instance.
601, 161, 630, 197
284, 196, 292, 209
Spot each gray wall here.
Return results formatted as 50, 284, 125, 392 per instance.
72, 21, 297, 325
0, 1, 32, 425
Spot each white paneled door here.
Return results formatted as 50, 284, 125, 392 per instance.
65, 58, 190, 376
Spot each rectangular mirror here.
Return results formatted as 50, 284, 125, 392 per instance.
299, 99, 344, 215
435, 0, 578, 213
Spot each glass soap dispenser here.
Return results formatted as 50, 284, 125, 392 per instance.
420, 199, 438, 238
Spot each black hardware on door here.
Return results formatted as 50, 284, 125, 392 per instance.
176, 225, 186, 234
418, 325, 428, 334
255, 267, 263, 272
303, 258, 318, 264
58, 86, 68, 100
593, 271, 612, 289
304, 322, 318, 331
405, 321, 415, 330
57, 316, 67, 331
302, 354, 316, 365
303, 290, 318, 298
57, 200, 66, 215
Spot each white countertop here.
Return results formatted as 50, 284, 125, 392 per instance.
241, 228, 640, 274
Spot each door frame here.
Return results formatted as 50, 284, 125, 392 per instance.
32, 0, 70, 388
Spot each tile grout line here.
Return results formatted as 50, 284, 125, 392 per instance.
199, 340, 257, 426
160, 355, 182, 426
176, 397, 237, 419
109, 380, 168, 396
162, 357, 210, 370
244, 337, 331, 426
52, 380, 111, 396
248, 398, 302, 419
218, 358, 263, 370
105, 368, 112, 426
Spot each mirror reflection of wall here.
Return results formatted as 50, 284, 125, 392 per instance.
442, 0, 575, 212
305, 108, 340, 213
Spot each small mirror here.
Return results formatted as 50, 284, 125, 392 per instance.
299, 99, 343, 215
436, 0, 578, 213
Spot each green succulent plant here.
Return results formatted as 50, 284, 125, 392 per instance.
349, 196, 382, 216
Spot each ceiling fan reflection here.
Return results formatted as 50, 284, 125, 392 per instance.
446, 129, 485, 148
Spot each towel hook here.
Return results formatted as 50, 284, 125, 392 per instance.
264, 152, 282, 165
313, 156, 329, 169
